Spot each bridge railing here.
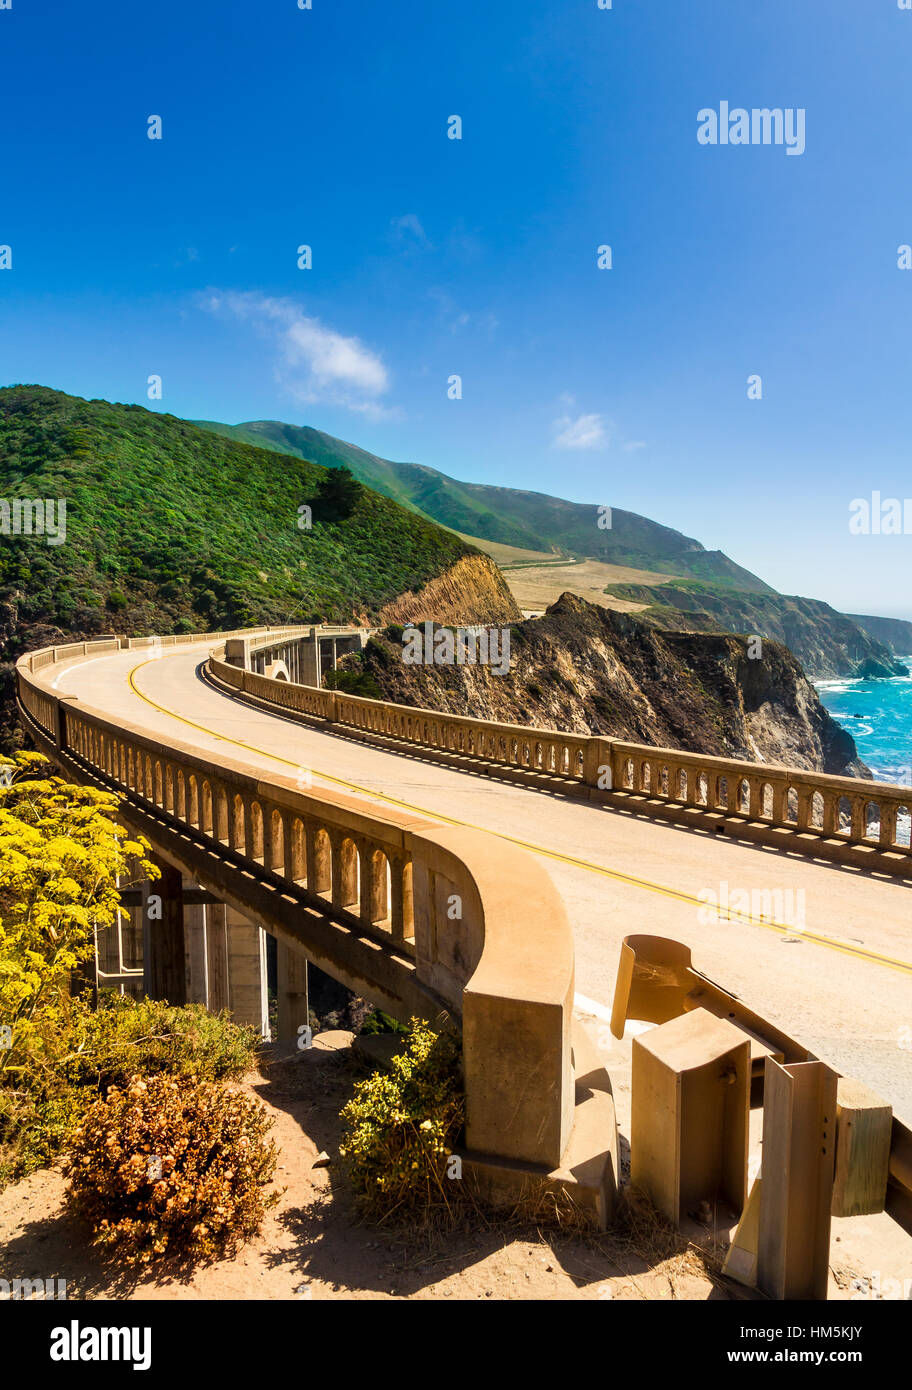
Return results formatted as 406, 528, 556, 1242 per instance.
17, 641, 577, 1172
208, 640, 912, 866
596, 738, 912, 854
210, 653, 591, 783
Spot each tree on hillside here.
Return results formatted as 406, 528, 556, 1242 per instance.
313, 464, 362, 521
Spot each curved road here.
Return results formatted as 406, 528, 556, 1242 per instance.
46, 638, 912, 1123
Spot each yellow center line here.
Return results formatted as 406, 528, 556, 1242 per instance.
126, 657, 912, 978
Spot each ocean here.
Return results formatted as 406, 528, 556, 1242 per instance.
816, 659, 912, 788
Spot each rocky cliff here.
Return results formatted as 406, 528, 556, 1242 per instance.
341, 593, 869, 777
378, 553, 520, 627
602, 583, 907, 680
844, 612, 912, 657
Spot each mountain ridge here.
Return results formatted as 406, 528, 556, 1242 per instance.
193, 417, 775, 593
195, 414, 908, 681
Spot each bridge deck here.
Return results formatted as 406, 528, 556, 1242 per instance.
43, 639, 912, 1123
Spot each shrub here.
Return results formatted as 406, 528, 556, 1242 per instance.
0, 753, 157, 1187
359, 1009, 409, 1037
65, 1074, 279, 1265
0, 1086, 87, 1188
339, 1020, 464, 1225
323, 667, 383, 700
0, 991, 260, 1190
61, 994, 261, 1093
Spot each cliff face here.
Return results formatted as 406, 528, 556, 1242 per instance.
603, 584, 907, 680
845, 613, 912, 657
344, 593, 868, 777
378, 553, 520, 626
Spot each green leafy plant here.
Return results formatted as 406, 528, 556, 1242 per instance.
65, 1073, 279, 1265
339, 1019, 464, 1225
359, 1009, 409, 1037
323, 665, 383, 699
59, 994, 261, 1094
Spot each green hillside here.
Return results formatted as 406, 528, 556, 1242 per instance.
195, 418, 774, 593
0, 386, 475, 639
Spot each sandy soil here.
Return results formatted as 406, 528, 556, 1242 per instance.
1, 1030, 907, 1303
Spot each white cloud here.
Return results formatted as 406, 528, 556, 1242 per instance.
390, 213, 429, 246
201, 291, 391, 416
552, 412, 608, 450
623, 440, 646, 452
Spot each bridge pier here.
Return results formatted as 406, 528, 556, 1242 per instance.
225, 906, 270, 1037
142, 861, 187, 1006
275, 938, 310, 1043
137, 867, 270, 1036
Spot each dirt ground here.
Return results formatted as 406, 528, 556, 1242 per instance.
499, 558, 669, 615
0, 1031, 908, 1302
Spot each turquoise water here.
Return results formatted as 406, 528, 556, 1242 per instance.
816, 660, 912, 787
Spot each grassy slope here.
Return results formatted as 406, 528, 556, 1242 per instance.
0, 386, 476, 640
194, 418, 775, 593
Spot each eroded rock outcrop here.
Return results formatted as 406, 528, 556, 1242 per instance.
378, 553, 520, 627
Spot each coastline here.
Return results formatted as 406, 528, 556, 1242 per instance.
816, 659, 912, 788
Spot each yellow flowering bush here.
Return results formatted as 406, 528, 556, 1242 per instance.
65, 1073, 279, 1264
339, 1019, 464, 1225
0, 753, 157, 1182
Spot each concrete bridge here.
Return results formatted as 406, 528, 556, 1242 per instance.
15, 624, 912, 1243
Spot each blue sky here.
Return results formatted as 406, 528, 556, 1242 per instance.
2, 0, 912, 618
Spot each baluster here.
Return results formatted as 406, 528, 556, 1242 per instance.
879, 802, 897, 847
849, 796, 865, 842
822, 793, 838, 835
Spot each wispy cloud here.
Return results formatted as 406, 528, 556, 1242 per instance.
428, 288, 498, 336
201, 291, 392, 416
552, 412, 608, 450
390, 213, 429, 247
